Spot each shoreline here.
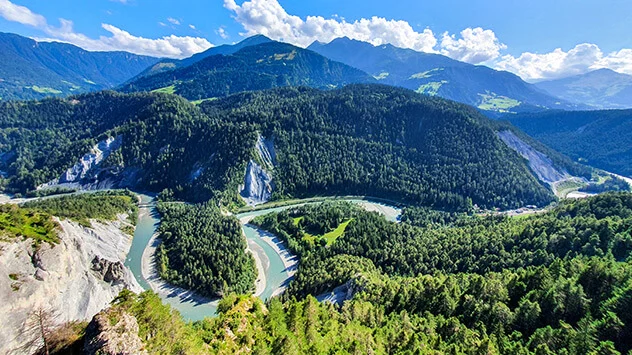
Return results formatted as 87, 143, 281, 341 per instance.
140, 228, 220, 310
246, 224, 298, 278
246, 237, 267, 297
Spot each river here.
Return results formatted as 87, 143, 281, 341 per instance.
125, 195, 401, 321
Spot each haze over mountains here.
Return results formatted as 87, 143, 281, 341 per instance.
535, 68, 632, 109
0, 32, 159, 100
308, 37, 582, 113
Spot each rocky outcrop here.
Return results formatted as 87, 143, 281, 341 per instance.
240, 135, 276, 206
84, 309, 146, 355
498, 130, 569, 185
38, 136, 128, 191
0, 215, 141, 354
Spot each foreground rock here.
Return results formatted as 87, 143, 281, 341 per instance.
0, 215, 141, 354
84, 308, 146, 355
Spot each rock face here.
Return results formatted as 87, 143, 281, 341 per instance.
38, 136, 128, 191
84, 309, 146, 355
0, 215, 141, 354
498, 130, 569, 185
240, 135, 276, 206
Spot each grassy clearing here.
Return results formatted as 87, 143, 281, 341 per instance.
28, 86, 62, 94
190, 97, 218, 105
416, 81, 448, 96
477, 93, 521, 111
303, 219, 353, 246
151, 85, 176, 94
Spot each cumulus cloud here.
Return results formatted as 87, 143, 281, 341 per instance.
495, 43, 632, 81
440, 27, 506, 64
167, 17, 180, 26
0, 0, 46, 27
0, 0, 212, 58
224, 0, 437, 53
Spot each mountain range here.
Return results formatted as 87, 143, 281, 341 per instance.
308, 37, 582, 113
0, 32, 159, 100
120, 40, 374, 101
535, 68, 632, 109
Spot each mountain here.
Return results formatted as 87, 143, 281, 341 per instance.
535, 68, 632, 109
136, 34, 274, 77
0, 84, 580, 210
120, 41, 376, 100
308, 37, 582, 113
506, 109, 632, 176
0, 32, 160, 101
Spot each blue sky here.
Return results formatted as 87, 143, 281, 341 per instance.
1, 0, 631, 81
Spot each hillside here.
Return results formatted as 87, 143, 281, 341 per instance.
199, 84, 572, 210
120, 41, 375, 100
536, 68, 632, 109
0, 85, 572, 211
507, 109, 632, 176
0, 32, 159, 101
308, 37, 581, 113
135, 34, 273, 78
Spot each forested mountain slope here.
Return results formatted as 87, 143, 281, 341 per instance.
0, 85, 577, 210
0, 32, 159, 101
536, 68, 632, 109
120, 41, 375, 100
308, 37, 581, 113
199, 84, 575, 210
507, 109, 632, 176
135, 34, 273, 78
0, 91, 257, 205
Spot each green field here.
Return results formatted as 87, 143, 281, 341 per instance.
151, 85, 176, 94
28, 86, 63, 94
301, 218, 353, 246
477, 93, 521, 111
416, 81, 448, 96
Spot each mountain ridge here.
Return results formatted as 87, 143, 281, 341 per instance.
308, 37, 583, 113
535, 68, 632, 109
0, 32, 160, 100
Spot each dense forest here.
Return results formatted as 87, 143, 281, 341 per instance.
0, 91, 256, 205
507, 109, 632, 177
121, 41, 374, 100
255, 193, 632, 298
155, 202, 257, 297
0, 84, 578, 211
201, 85, 574, 210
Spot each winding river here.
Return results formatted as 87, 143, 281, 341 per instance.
125, 195, 401, 321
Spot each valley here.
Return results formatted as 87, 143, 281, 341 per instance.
0, 9, 631, 352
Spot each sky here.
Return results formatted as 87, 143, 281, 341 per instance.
0, 0, 631, 82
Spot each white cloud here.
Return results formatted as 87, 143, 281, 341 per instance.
440, 27, 506, 64
494, 43, 632, 81
0, 0, 212, 58
216, 26, 228, 39
0, 0, 46, 27
109, 0, 129, 4
595, 49, 632, 75
189, 24, 196, 30
224, 0, 437, 53
167, 17, 180, 26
